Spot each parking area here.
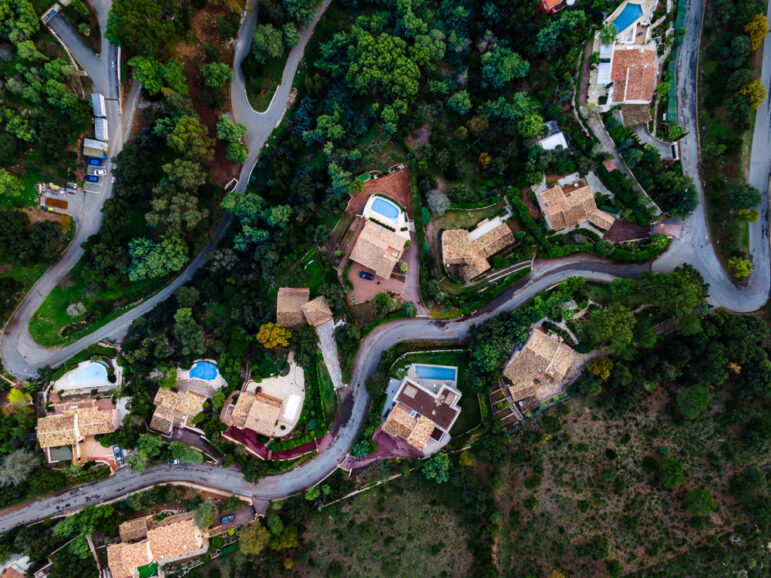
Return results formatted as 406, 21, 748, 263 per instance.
346, 261, 405, 303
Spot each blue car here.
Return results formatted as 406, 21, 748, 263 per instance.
86, 158, 103, 166
220, 515, 235, 524
358, 271, 374, 280
85, 175, 99, 183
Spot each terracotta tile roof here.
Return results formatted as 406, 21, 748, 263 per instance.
536, 182, 615, 231
349, 221, 406, 279
540, 0, 565, 12
276, 288, 310, 328
119, 516, 149, 542
245, 393, 282, 437
406, 415, 435, 450
146, 517, 205, 563
611, 47, 657, 104
150, 389, 206, 433
75, 407, 116, 437
37, 414, 79, 449
382, 404, 417, 440
108, 514, 205, 577
503, 329, 579, 399
37, 403, 117, 449
107, 541, 152, 578
301, 296, 333, 326
149, 406, 175, 435
441, 221, 515, 278
231, 392, 282, 437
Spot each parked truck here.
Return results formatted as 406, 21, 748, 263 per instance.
83, 138, 108, 159
95, 117, 109, 141
91, 93, 106, 117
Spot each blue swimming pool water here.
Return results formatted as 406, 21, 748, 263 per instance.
414, 365, 457, 381
612, 2, 643, 34
190, 361, 218, 381
68, 362, 108, 385
371, 197, 400, 221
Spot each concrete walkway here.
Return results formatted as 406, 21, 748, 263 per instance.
315, 320, 344, 389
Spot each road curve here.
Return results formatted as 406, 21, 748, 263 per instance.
653, 0, 771, 311
0, 0, 130, 380
0, 260, 647, 533
0, 0, 332, 379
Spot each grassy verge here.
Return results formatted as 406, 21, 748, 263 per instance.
29, 256, 168, 347
242, 53, 286, 112
0, 262, 48, 328
697, 2, 761, 272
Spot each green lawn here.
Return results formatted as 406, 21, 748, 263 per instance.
0, 262, 48, 327
245, 54, 285, 112
433, 199, 506, 232
389, 349, 481, 437
317, 354, 339, 422
29, 256, 167, 347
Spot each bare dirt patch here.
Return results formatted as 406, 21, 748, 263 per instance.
23, 208, 62, 225
404, 123, 431, 151
172, 8, 240, 188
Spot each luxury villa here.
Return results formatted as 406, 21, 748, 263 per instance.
590, 0, 660, 124
442, 218, 515, 280
107, 513, 207, 578
149, 361, 226, 435
503, 328, 580, 403
36, 397, 120, 469
535, 178, 615, 232
381, 364, 462, 455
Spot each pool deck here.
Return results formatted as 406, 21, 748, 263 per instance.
244, 357, 305, 437
176, 360, 227, 398
345, 167, 413, 218
406, 363, 459, 395
53, 360, 121, 396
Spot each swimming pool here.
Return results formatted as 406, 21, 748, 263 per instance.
66, 361, 109, 386
190, 361, 218, 381
611, 2, 643, 34
413, 365, 457, 381
371, 197, 400, 221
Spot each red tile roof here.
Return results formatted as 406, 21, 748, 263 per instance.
611, 48, 657, 104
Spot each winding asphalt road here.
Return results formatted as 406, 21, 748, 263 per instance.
0, 0, 769, 534
0, 0, 332, 379
0, 259, 646, 534
653, 0, 771, 311
0, 0, 137, 378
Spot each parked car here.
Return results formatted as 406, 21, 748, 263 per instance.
93, 169, 107, 176
85, 175, 99, 183
168, 459, 180, 464
220, 514, 235, 524
358, 271, 374, 280
113, 447, 122, 462
86, 158, 103, 166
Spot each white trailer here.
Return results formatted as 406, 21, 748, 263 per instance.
91, 93, 106, 117
94, 117, 109, 142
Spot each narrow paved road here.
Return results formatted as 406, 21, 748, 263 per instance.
0, 0, 332, 379
0, 259, 647, 533
653, 0, 771, 310
0, 0, 131, 379
0, 0, 769, 535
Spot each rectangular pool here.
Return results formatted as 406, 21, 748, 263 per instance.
413, 364, 457, 381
